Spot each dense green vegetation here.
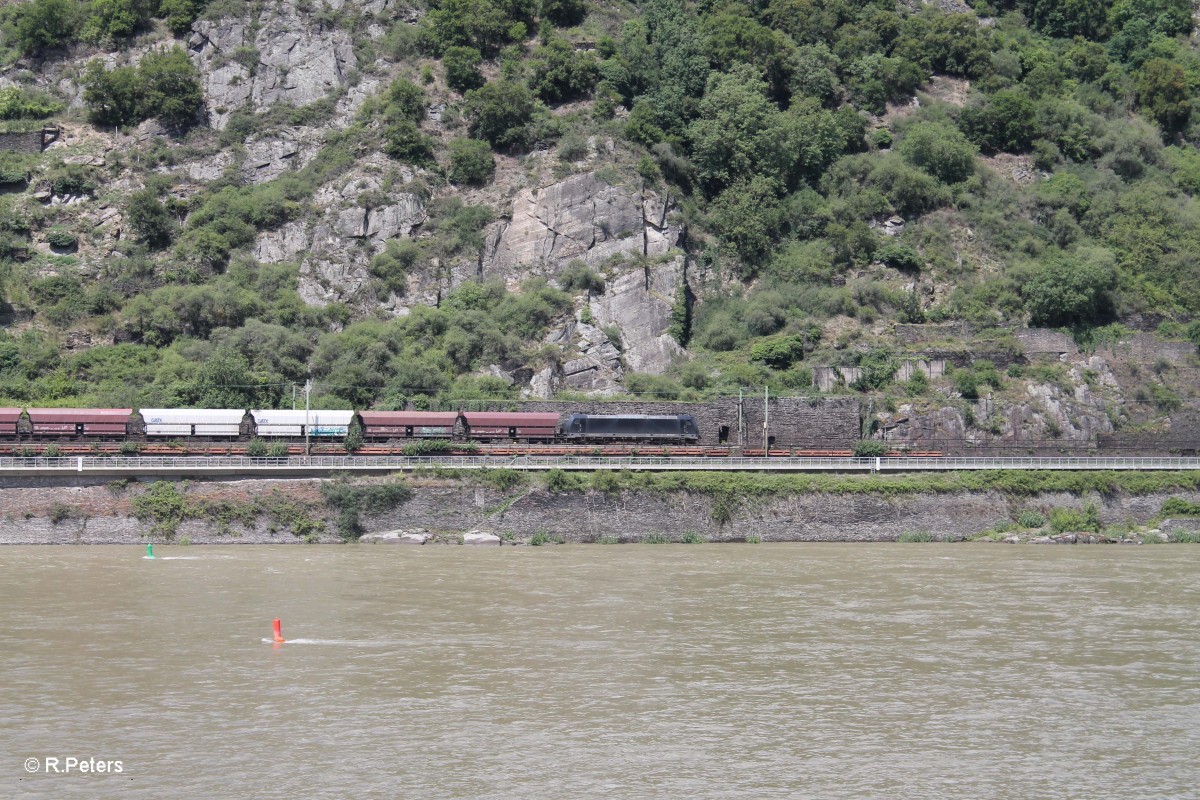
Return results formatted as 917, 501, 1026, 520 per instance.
0, 0, 1198, 410
535, 468, 1200, 498
82, 46, 202, 130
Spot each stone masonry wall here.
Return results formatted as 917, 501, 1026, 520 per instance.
0, 476, 1195, 544
0, 131, 44, 153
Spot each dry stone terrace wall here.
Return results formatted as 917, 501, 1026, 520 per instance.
0, 131, 46, 153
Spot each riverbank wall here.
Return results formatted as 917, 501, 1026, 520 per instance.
1, 473, 1198, 544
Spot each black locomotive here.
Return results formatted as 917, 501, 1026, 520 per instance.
560, 414, 700, 443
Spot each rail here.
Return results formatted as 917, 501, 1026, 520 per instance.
0, 454, 1199, 476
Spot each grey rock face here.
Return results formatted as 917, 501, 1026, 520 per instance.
190, 1, 357, 130
485, 172, 679, 278
590, 258, 687, 375
543, 319, 625, 394
253, 220, 310, 263
526, 366, 559, 399
240, 128, 322, 184
252, 157, 426, 307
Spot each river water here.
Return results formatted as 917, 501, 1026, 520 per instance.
2, 544, 1198, 799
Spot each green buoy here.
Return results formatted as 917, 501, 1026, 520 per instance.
146, 543, 155, 559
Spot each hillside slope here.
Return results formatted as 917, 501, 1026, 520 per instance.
0, 0, 1198, 450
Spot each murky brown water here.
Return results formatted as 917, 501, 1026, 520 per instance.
2, 544, 1198, 799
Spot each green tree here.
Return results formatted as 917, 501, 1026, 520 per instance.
82, 62, 142, 127
80, 0, 150, 44
1107, 0, 1192, 36
668, 282, 691, 346
179, 351, 280, 409
556, 261, 605, 294
875, 243, 923, 272
529, 37, 599, 103
898, 121, 977, 184
1064, 37, 1109, 81
749, 333, 808, 369
139, 47, 203, 129
423, 0, 519, 54
447, 138, 495, 184
83, 47, 202, 130
687, 65, 786, 196
1022, 255, 1115, 327
382, 121, 434, 164
959, 89, 1037, 153
788, 44, 840, 105
709, 176, 787, 270
464, 80, 538, 149
895, 12, 992, 78
377, 78, 426, 125
844, 54, 925, 115
0, 87, 61, 120
1017, 0, 1109, 38
701, 12, 794, 97
540, 0, 586, 26
443, 46, 485, 93
126, 189, 175, 249
160, 0, 206, 35
1136, 59, 1192, 132
369, 239, 421, 297
10, 0, 80, 55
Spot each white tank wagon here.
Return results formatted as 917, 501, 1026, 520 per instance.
139, 409, 247, 438
250, 410, 355, 437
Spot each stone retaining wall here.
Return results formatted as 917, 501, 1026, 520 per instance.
0, 476, 1195, 544
520, 396, 862, 449
0, 129, 57, 153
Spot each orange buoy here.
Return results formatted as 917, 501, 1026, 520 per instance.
272, 618, 285, 643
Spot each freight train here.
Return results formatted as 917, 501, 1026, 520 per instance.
0, 408, 702, 446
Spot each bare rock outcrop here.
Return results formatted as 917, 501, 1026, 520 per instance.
189, 1, 358, 130
542, 319, 625, 394
484, 172, 680, 281
252, 157, 426, 307
590, 258, 687, 375
240, 128, 323, 184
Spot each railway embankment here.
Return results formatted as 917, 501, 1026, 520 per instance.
2, 471, 1200, 545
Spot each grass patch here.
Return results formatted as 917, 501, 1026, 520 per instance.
679, 531, 707, 543
1160, 498, 1200, 517
897, 531, 936, 542
1168, 529, 1200, 543
1049, 503, 1101, 534
48, 503, 73, 524
1016, 509, 1046, 528
130, 481, 194, 538
539, 471, 1200, 500
131, 481, 328, 539
321, 477, 413, 541
478, 468, 526, 491
106, 477, 136, 497
193, 497, 259, 535
255, 489, 326, 539
402, 439, 479, 455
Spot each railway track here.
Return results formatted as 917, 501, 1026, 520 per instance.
2, 454, 1199, 477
